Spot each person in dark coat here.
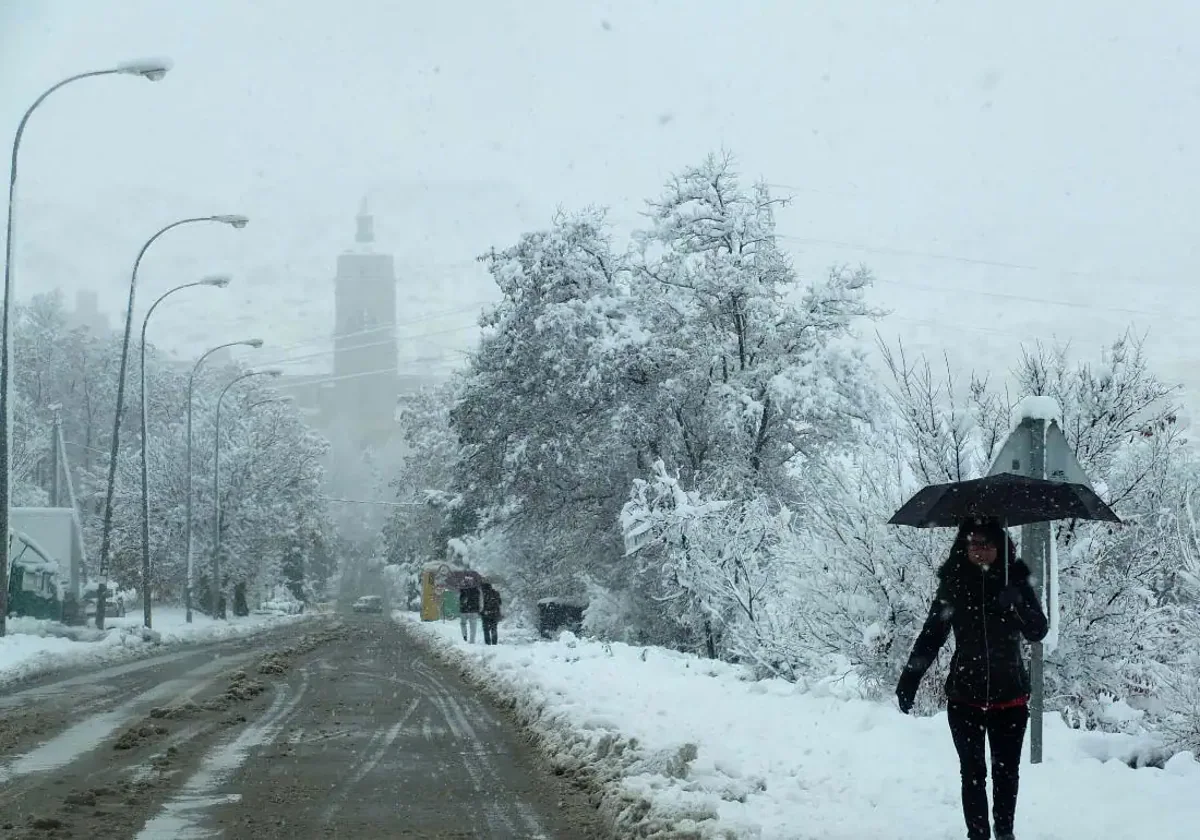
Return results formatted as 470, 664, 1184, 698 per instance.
458, 581, 481, 643
480, 581, 502, 646
896, 518, 1048, 840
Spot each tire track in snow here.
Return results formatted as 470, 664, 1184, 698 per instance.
414, 652, 552, 837
412, 657, 541, 836
133, 662, 313, 839
0, 651, 255, 791
321, 697, 421, 824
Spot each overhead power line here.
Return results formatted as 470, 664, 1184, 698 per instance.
322, 496, 423, 507
868, 276, 1182, 323
257, 323, 481, 369
274, 363, 452, 390
775, 232, 1186, 291
241, 301, 492, 357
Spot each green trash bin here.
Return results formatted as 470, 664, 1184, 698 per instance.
441, 589, 460, 621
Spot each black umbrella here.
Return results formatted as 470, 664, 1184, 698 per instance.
888, 472, 1121, 529
889, 473, 1120, 586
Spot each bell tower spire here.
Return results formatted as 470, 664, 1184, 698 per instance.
355, 195, 374, 245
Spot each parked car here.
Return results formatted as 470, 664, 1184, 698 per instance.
255, 588, 305, 616
352, 595, 383, 614
82, 581, 127, 618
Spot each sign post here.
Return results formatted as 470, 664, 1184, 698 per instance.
1023, 420, 1049, 764
988, 405, 1092, 764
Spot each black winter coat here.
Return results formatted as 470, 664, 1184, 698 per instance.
900, 557, 1048, 707
481, 586, 501, 619
459, 586, 481, 614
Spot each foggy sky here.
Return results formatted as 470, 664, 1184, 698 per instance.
3, 1, 1198, 405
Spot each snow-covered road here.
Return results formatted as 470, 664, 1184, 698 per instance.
0, 620, 334, 837
0, 615, 604, 839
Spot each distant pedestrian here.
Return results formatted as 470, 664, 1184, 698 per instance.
458, 580, 481, 643
896, 518, 1048, 840
480, 581, 502, 646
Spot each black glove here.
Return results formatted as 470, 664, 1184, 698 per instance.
997, 584, 1023, 612
896, 673, 918, 714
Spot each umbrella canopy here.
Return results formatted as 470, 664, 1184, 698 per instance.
888, 472, 1121, 529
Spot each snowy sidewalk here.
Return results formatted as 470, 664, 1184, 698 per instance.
0, 606, 313, 688
401, 613, 1200, 840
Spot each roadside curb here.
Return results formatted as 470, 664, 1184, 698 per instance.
394, 613, 727, 840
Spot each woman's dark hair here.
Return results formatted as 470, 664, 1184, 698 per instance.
939, 518, 1019, 577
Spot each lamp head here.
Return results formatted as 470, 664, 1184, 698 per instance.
201, 274, 231, 288
117, 57, 172, 81
213, 214, 249, 229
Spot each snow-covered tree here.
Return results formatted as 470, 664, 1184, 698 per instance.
451, 208, 647, 602
1012, 336, 1191, 732
382, 380, 465, 599
799, 330, 1200, 737
10, 292, 336, 613
446, 154, 883, 649
632, 152, 881, 496
621, 458, 797, 663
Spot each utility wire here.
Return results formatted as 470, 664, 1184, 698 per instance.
775, 232, 1187, 291
274, 364, 451, 390
222, 300, 492, 359
257, 323, 480, 368
322, 496, 424, 507
864, 276, 1182, 323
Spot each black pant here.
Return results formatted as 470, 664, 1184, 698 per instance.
481, 615, 499, 645
947, 701, 1028, 840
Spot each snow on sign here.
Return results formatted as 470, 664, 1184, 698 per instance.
1010, 394, 1063, 429
988, 407, 1091, 490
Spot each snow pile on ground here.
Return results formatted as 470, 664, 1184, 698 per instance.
0, 607, 312, 688
400, 613, 1200, 840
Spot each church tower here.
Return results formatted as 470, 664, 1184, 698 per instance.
332, 198, 399, 447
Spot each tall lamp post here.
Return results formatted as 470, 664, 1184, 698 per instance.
185, 338, 263, 622
138, 275, 231, 630
94, 213, 248, 629
212, 368, 281, 618
0, 58, 171, 637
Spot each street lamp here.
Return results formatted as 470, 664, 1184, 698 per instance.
0, 58, 171, 637
245, 395, 294, 413
94, 214, 248, 629
184, 338, 263, 623
140, 275, 230, 629
212, 368, 282, 618
138, 274, 232, 630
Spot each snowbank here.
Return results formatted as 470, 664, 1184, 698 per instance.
0, 607, 312, 688
400, 612, 1200, 840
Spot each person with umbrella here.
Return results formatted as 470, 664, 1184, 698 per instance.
895, 517, 1047, 840
888, 449, 1120, 839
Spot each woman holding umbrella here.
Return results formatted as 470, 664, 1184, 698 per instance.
896, 518, 1048, 840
